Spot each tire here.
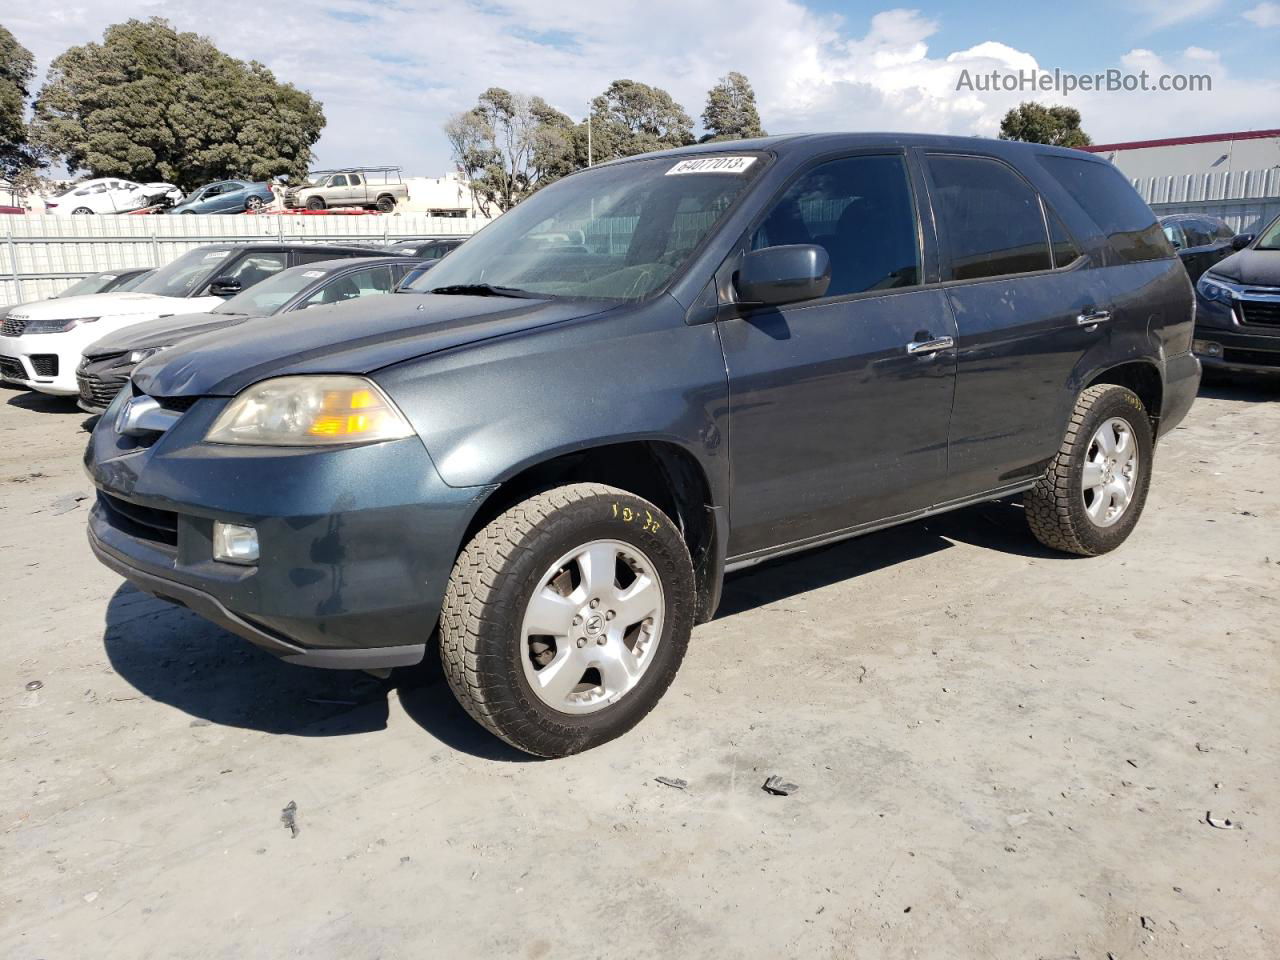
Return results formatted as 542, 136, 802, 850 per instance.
376, 194, 396, 213
246, 195, 264, 210
1025, 384, 1154, 556
306, 196, 326, 211
440, 482, 695, 757
71, 207, 94, 215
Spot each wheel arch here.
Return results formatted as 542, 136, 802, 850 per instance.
456, 439, 725, 624
1084, 359, 1163, 437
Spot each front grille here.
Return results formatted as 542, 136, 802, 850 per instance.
156, 395, 200, 412
0, 355, 25, 379
29, 354, 58, 377
1239, 299, 1280, 327
1222, 347, 1280, 368
98, 492, 179, 547
1, 315, 27, 337
78, 371, 124, 408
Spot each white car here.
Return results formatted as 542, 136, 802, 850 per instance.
0, 246, 290, 395
44, 178, 175, 215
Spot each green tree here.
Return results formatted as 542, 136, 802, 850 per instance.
0, 23, 37, 181
445, 87, 577, 215
998, 102, 1091, 148
586, 79, 694, 162
700, 71, 765, 142
31, 18, 324, 188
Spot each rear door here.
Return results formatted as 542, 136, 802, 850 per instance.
924, 151, 1105, 499
721, 151, 958, 559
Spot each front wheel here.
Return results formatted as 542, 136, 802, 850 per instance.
439, 483, 695, 757
1025, 384, 1154, 556
306, 196, 325, 211
71, 207, 94, 215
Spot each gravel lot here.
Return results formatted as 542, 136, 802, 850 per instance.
1, 378, 1276, 960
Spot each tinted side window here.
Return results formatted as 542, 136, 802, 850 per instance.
1215, 220, 1235, 240
1047, 206, 1081, 267
928, 155, 1051, 280
751, 154, 920, 297
220, 252, 288, 288
330, 175, 349, 187
292, 250, 344, 267
1184, 219, 1215, 247
1039, 155, 1172, 263
349, 174, 362, 186
1162, 221, 1186, 250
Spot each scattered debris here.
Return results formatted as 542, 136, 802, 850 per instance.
762, 775, 799, 796
857, 665, 867, 683
1204, 812, 1241, 830
281, 800, 299, 838
50, 493, 90, 516
1141, 915, 1155, 931
25, 680, 43, 691
903, 906, 912, 914
1172, 886, 1183, 894
188, 718, 211, 727
83, 891, 98, 903
654, 776, 688, 790
400, 856, 411, 864
1125, 759, 1139, 768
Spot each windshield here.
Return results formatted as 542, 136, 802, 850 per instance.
115, 270, 151, 291
57, 271, 128, 298
214, 264, 324, 315
411, 154, 765, 301
132, 249, 229, 298
1256, 214, 1280, 251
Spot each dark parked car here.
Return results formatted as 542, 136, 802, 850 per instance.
168, 180, 275, 215
85, 134, 1198, 757
77, 256, 423, 412
383, 237, 467, 259
1159, 213, 1252, 283
1192, 211, 1280, 375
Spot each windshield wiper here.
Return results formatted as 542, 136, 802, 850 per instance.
425, 283, 541, 299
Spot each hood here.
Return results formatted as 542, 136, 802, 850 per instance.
132, 293, 608, 397
85, 311, 248, 356
1207, 248, 1280, 287
6, 291, 222, 321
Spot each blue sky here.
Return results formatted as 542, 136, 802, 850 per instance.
7, 1, 1279, 175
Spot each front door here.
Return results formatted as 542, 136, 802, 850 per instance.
721, 152, 958, 560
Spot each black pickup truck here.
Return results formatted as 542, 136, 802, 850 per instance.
84, 134, 1198, 757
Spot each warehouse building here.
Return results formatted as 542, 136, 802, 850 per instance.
1084, 128, 1280, 234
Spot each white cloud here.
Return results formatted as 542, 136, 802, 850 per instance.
1243, 2, 1280, 27
1128, 0, 1224, 30
3, 2, 1278, 174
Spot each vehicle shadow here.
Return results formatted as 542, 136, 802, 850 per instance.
716, 497, 1062, 619
101, 582, 531, 760
4, 389, 82, 413
1197, 372, 1279, 402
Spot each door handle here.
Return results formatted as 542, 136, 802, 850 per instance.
906, 335, 955, 356
1077, 309, 1113, 327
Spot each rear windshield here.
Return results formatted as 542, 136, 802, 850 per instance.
411, 154, 765, 301
132, 249, 229, 298
1039, 155, 1172, 264
57, 271, 128, 298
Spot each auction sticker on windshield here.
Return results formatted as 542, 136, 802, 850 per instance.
666, 156, 757, 175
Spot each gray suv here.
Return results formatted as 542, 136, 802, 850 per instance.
84, 134, 1199, 757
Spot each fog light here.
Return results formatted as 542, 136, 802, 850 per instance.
213, 522, 259, 564
1192, 339, 1222, 357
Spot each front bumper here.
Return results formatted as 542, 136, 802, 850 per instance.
77, 352, 133, 412
1192, 324, 1280, 375
1, 329, 97, 395
84, 390, 495, 670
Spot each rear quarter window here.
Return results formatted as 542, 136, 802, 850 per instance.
1039, 155, 1173, 264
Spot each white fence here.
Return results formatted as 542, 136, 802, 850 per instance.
1, 214, 487, 303
1129, 166, 1280, 235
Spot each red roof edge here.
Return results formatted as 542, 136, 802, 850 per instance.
1081, 128, 1280, 153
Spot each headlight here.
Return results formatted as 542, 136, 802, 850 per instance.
1196, 275, 1235, 304
24, 315, 100, 334
128, 346, 167, 364
205, 375, 414, 446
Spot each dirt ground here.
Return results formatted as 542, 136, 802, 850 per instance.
1, 377, 1276, 960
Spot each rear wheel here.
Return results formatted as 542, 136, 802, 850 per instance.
376, 194, 396, 213
1025, 384, 1154, 555
246, 195, 264, 210
439, 483, 695, 757
71, 207, 94, 215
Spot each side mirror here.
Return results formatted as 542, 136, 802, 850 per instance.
1231, 233, 1255, 250
209, 277, 242, 298
736, 244, 831, 308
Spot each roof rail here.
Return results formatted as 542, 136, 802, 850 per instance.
308, 166, 404, 174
